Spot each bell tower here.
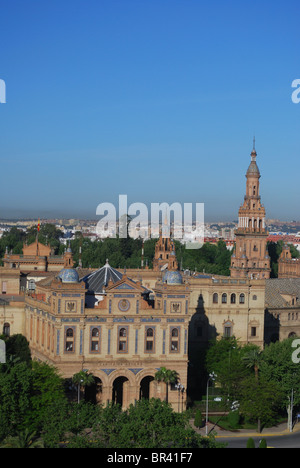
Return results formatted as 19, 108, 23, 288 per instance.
230, 141, 271, 279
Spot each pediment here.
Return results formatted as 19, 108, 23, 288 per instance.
106, 275, 148, 293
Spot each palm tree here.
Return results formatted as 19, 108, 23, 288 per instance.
154, 367, 179, 404
72, 370, 95, 403
242, 348, 261, 380
0, 429, 44, 448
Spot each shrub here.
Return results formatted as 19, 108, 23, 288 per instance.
259, 438, 267, 448
194, 410, 203, 428
227, 410, 241, 429
246, 437, 255, 448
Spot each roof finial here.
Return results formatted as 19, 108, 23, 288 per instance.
251, 136, 257, 161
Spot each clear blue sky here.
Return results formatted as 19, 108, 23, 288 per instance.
0, 0, 299, 222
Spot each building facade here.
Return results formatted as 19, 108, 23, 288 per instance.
264, 278, 300, 343
278, 244, 300, 279
3, 238, 65, 272
24, 249, 191, 410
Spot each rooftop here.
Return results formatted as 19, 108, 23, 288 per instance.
81, 260, 123, 294
265, 278, 300, 308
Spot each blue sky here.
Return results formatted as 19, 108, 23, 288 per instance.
0, 0, 299, 222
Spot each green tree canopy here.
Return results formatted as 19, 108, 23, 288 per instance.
81, 399, 223, 449
238, 376, 283, 432
0, 359, 67, 440
206, 338, 257, 400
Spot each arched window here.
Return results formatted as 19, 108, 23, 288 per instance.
3, 322, 10, 336
118, 327, 128, 353
222, 293, 227, 304
213, 293, 218, 304
239, 293, 245, 304
91, 327, 100, 352
145, 327, 155, 353
170, 327, 180, 353
65, 328, 75, 352
230, 293, 236, 304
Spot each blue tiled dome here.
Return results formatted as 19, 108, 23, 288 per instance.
163, 270, 183, 285
57, 268, 79, 284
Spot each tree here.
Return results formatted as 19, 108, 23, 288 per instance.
89, 398, 223, 449
27, 361, 67, 432
72, 370, 95, 403
206, 338, 254, 401
0, 429, 44, 448
4, 334, 31, 365
238, 376, 283, 433
242, 347, 262, 380
0, 360, 67, 439
0, 227, 26, 258
0, 361, 32, 439
259, 337, 300, 429
154, 367, 179, 404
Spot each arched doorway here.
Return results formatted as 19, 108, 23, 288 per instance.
112, 376, 129, 408
139, 376, 154, 401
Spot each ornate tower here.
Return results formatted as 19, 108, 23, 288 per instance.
153, 234, 179, 272
230, 142, 271, 279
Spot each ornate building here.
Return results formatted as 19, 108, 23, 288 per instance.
3, 237, 64, 272
278, 244, 300, 278
24, 247, 191, 410
152, 235, 178, 272
230, 143, 271, 279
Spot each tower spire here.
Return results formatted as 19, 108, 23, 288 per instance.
251, 136, 257, 162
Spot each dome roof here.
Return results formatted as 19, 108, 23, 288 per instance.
162, 270, 183, 285
246, 149, 260, 177
246, 160, 260, 176
57, 268, 80, 284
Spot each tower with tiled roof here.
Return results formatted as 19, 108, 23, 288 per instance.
230, 141, 271, 279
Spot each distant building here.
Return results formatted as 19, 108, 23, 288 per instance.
278, 244, 300, 278
264, 278, 300, 343
3, 237, 64, 272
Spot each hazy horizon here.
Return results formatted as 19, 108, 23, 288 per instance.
1, 1, 299, 222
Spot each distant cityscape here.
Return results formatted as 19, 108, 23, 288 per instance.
1, 217, 300, 252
